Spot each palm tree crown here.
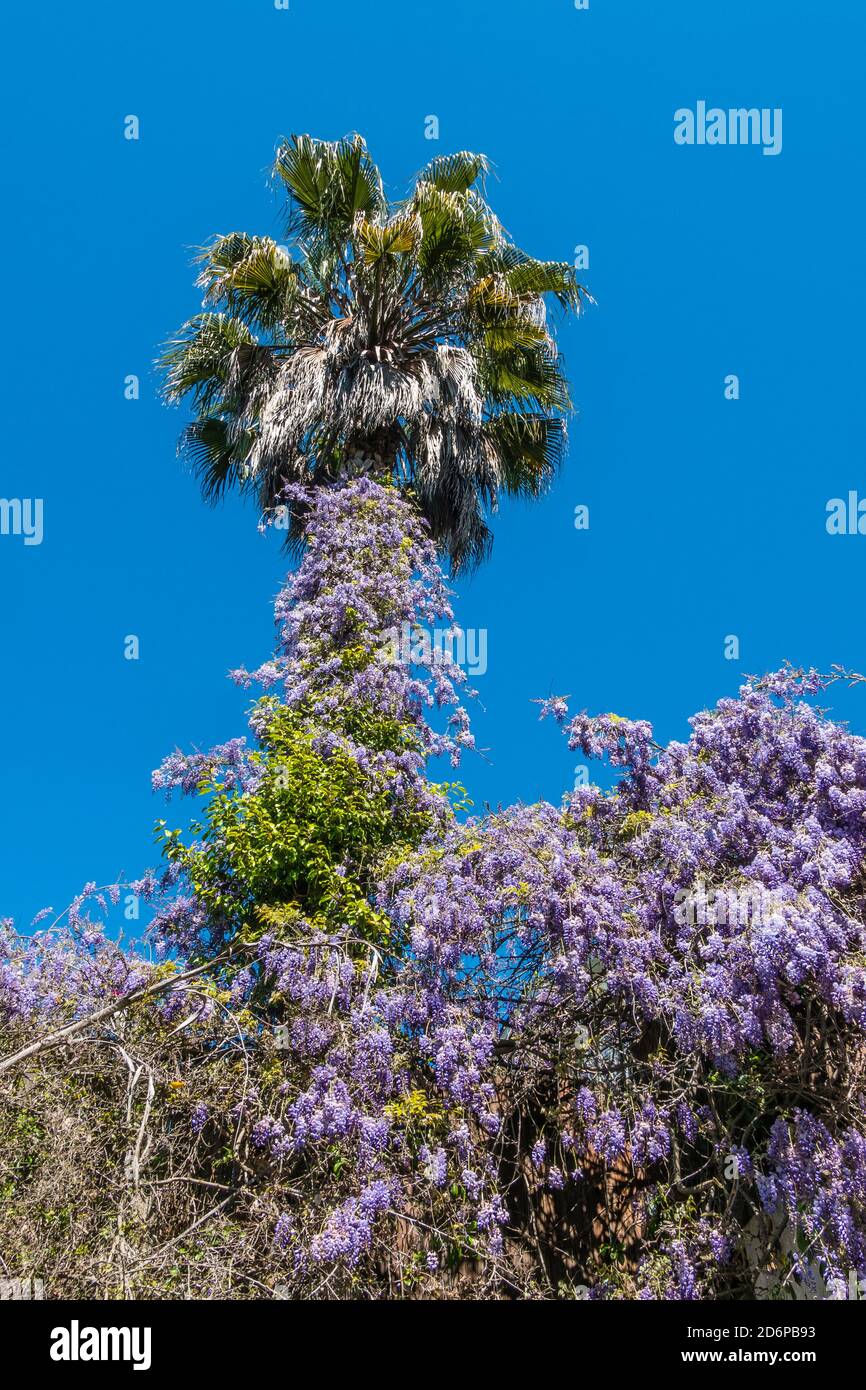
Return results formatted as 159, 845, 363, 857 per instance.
161, 134, 590, 570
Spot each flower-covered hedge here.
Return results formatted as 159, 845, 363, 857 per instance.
2, 481, 865, 1300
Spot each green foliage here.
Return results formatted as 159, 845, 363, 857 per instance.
162, 707, 438, 955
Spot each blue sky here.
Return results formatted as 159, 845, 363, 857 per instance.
2, 0, 865, 928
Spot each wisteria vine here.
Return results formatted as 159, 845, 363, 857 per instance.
2, 480, 866, 1300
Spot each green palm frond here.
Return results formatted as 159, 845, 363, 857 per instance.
196, 234, 301, 329
181, 416, 256, 502
481, 344, 570, 412
355, 211, 422, 266
416, 150, 489, 195
481, 322, 550, 354
412, 184, 494, 281
484, 413, 567, 496
274, 134, 385, 241
505, 258, 589, 312
161, 313, 259, 409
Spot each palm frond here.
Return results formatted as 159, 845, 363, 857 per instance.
274, 134, 385, 241
181, 416, 256, 502
481, 344, 571, 412
412, 184, 493, 280
505, 258, 590, 312
415, 150, 489, 195
160, 313, 258, 409
196, 234, 301, 329
484, 413, 566, 496
355, 211, 421, 266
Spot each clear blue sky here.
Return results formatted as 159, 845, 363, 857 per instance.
2, 0, 865, 928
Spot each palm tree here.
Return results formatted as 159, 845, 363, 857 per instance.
161, 134, 590, 570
